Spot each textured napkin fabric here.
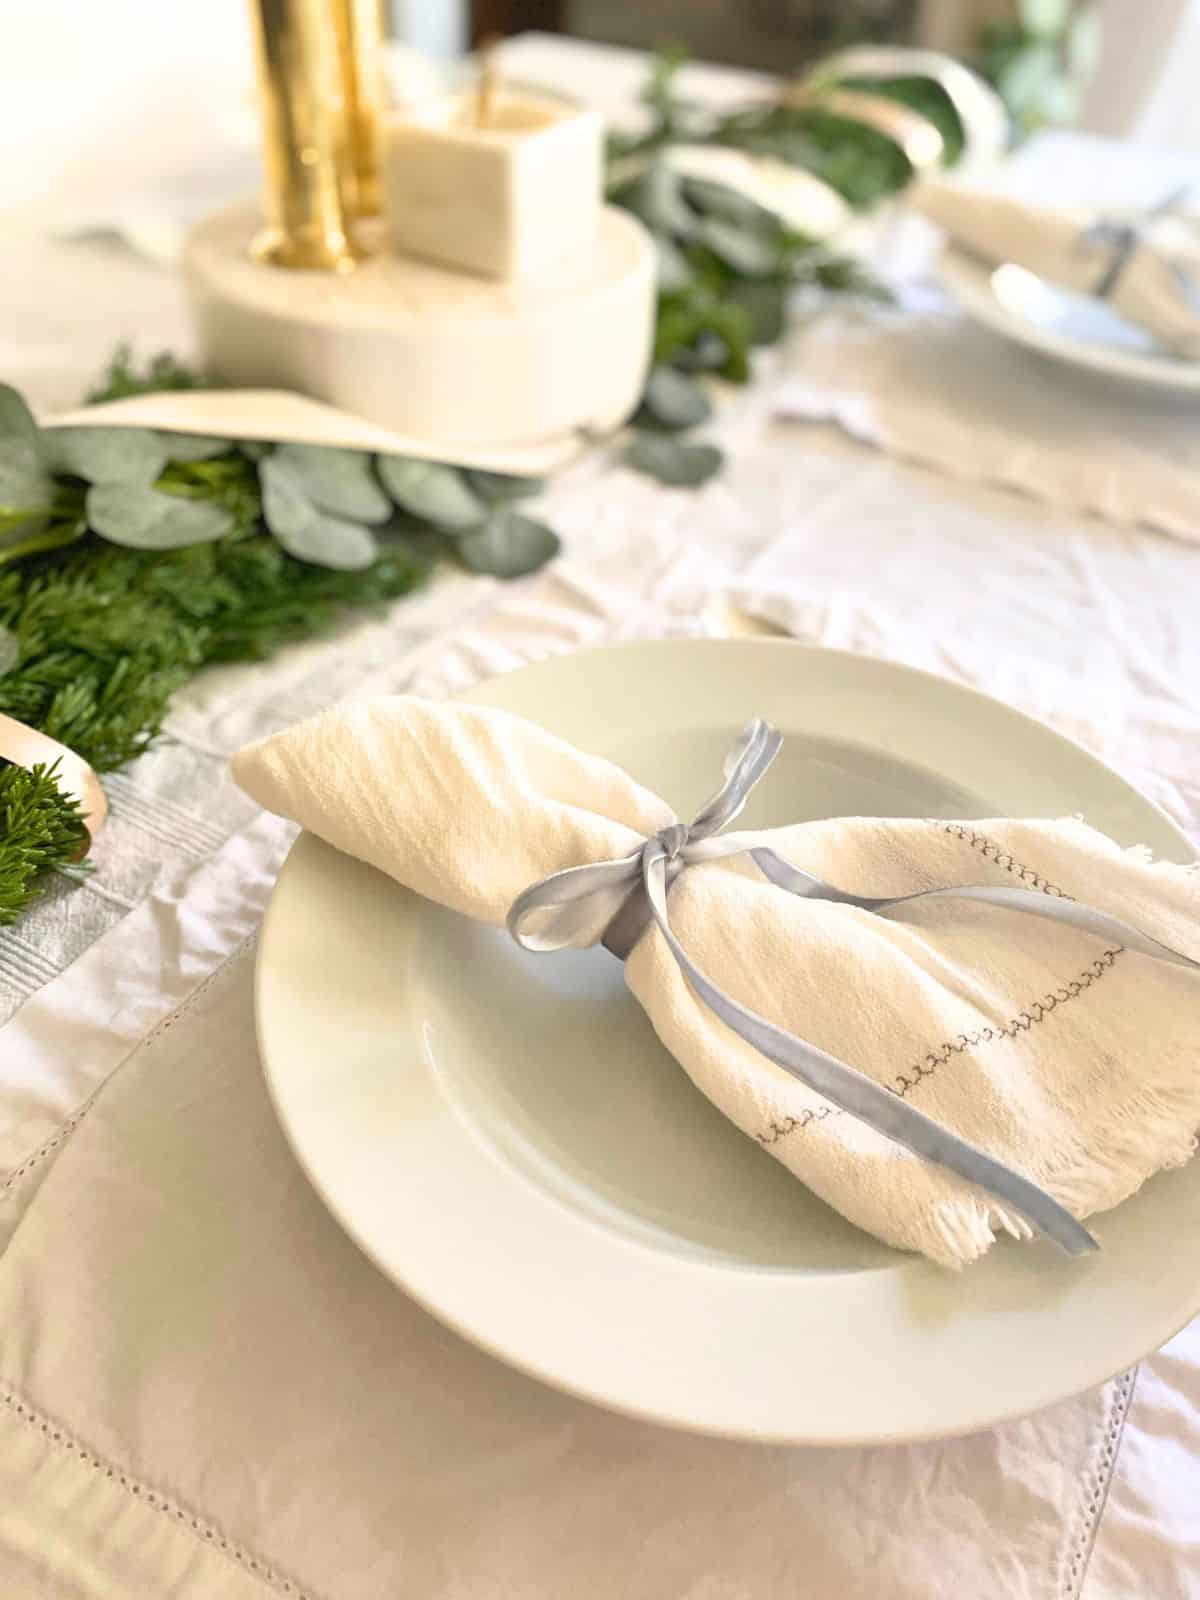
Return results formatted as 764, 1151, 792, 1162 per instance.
911, 175, 1200, 356
233, 696, 1200, 1268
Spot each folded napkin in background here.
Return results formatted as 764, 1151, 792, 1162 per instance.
233, 697, 1200, 1268
910, 175, 1200, 357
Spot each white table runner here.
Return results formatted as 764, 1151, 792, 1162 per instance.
2, 35, 1199, 1599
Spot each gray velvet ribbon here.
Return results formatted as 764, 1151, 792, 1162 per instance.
1082, 183, 1199, 310
508, 721, 1200, 1258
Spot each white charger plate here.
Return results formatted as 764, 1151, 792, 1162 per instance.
256, 640, 1200, 1445
939, 245, 1200, 396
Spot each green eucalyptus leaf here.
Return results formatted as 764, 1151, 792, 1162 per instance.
45, 426, 169, 485
726, 279, 787, 345
0, 383, 42, 449
654, 233, 694, 292
87, 482, 234, 548
0, 624, 18, 676
464, 469, 545, 502
998, 42, 1060, 115
639, 366, 712, 430
377, 456, 485, 529
697, 216, 779, 277
681, 176, 778, 234
1019, 0, 1071, 36
260, 455, 378, 570
0, 439, 56, 513
161, 432, 233, 462
273, 442, 392, 524
615, 158, 696, 237
457, 509, 560, 578
624, 433, 724, 488
671, 331, 732, 374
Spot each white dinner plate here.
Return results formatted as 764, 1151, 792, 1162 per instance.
256, 640, 1200, 1445
939, 245, 1200, 396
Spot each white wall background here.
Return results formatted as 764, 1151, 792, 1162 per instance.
1083, 0, 1200, 148
0, 0, 468, 212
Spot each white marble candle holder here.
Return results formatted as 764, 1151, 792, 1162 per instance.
183, 201, 654, 448
382, 89, 603, 280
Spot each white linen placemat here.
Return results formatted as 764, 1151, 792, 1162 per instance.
774, 301, 1200, 545
773, 135, 1200, 547
0, 934, 1144, 1600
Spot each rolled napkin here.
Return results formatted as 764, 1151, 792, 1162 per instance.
233, 697, 1200, 1268
911, 175, 1200, 357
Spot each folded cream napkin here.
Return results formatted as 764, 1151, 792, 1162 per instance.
911, 175, 1200, 357
233, 697, 1200, 1268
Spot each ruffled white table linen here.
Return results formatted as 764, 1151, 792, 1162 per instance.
2, 35, 1199, 1600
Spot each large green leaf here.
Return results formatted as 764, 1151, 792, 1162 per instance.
0, 439, 56, 514
697, 216, 779, 277
0, 383, 42, 449
654, 233, 694, 292
260, 454, 378, 570
681, 176, 779, 234
457, 510, 560, 578
377, 456, 485, 529
45, 426, 169, 485
87, 482, 235, 548
614, 158, 696, 237
726, 279, 787, 345
639, 366, 712, 430
624, 433, 724, 488
272, 442, 393, 524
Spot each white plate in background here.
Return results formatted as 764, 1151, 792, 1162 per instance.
940, 244, 1200, 395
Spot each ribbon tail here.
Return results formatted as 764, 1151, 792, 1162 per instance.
748, 848, 1200, 972
868, 884, 1200, 970
640, 849, 1098, 1258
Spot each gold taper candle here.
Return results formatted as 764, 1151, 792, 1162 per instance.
331, 0, 386, 219
246, 0, 363, 271
475, 34, 500, 129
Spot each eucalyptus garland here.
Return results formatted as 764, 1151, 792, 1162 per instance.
606, 48, 962, 485
0, 49, 980, 928
0, 371, 558, 923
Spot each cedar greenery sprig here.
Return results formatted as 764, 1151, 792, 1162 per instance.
0, 349, 560, 926
0, 533, 433, 772
0, 761, 88, 926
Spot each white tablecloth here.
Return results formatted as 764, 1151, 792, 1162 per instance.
2, 34, 1198, 1600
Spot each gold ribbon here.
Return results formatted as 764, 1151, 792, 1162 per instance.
0, 712, 107, 850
